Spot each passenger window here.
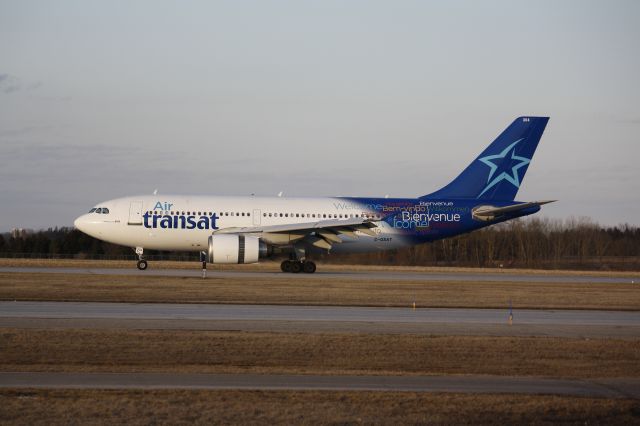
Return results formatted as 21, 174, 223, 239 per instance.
247, 212, 250, 217
280, 213, 283, 217
285, 213, 288, 217
263, 213, 267, 217
269, 213, 272, 217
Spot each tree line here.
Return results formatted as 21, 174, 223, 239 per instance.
324, 217, 640, 270
1, 217, 639, 270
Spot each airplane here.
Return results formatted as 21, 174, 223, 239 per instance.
74, 116, 553, 274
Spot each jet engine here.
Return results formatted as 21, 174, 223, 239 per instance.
207, 234, 269, 264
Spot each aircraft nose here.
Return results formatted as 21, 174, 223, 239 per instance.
74, 214, 87, 232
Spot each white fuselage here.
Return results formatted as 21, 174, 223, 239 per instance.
73, 195, 409, 253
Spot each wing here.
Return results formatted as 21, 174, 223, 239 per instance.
472, 200, 556, 221
213, 217, 380, 250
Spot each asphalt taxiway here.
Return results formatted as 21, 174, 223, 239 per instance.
1, 301, 639, 338
2, 301, 639, 325
1, 266, 636, 283
1, 372, 638, 398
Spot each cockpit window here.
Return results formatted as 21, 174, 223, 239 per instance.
95, 208, 103, 213
89, 208, 97, 213
102, 208, 109, 214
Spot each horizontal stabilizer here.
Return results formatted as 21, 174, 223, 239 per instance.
472, 200, 556, 221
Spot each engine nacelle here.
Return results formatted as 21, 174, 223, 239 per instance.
207, 234, 268, 264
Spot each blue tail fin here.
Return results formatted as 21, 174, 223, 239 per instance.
422, 116, 549, 201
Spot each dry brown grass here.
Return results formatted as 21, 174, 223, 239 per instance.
1, 389, 639, 425
2, 329, 638, 378
1, 271, 639, 310
2, 257, 638, 277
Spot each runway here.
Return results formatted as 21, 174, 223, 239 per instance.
2, 301, 639, 324
1, 266, 636, 283
2, 301, 639, 338
1, 372, 638, 398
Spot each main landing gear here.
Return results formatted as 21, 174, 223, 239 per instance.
281, 243, 316, 273
135, 247, 148, 270
280, 260, 316, 274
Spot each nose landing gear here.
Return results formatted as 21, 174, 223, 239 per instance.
135, 247, 148, 270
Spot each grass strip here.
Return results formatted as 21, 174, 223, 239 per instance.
1, 272, 639, 310
1, 389, 639, 425
1, 329, 638, 378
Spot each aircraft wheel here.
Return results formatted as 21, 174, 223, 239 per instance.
290, 261, 302, 273
136, 260, 148, 270
303, 261, 316, 274
280, 260, 292, 273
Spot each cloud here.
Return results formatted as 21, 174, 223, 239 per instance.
0, 125, 54, 138
1, 77, 21, 94
0, 73, 42, 94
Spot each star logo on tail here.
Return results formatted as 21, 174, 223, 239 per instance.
477, 138, 531, 198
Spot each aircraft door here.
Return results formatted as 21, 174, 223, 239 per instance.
253, 209, 261, 226
128, 201, 144, 225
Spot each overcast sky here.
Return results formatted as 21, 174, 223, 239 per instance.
1, 0, 639, 230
